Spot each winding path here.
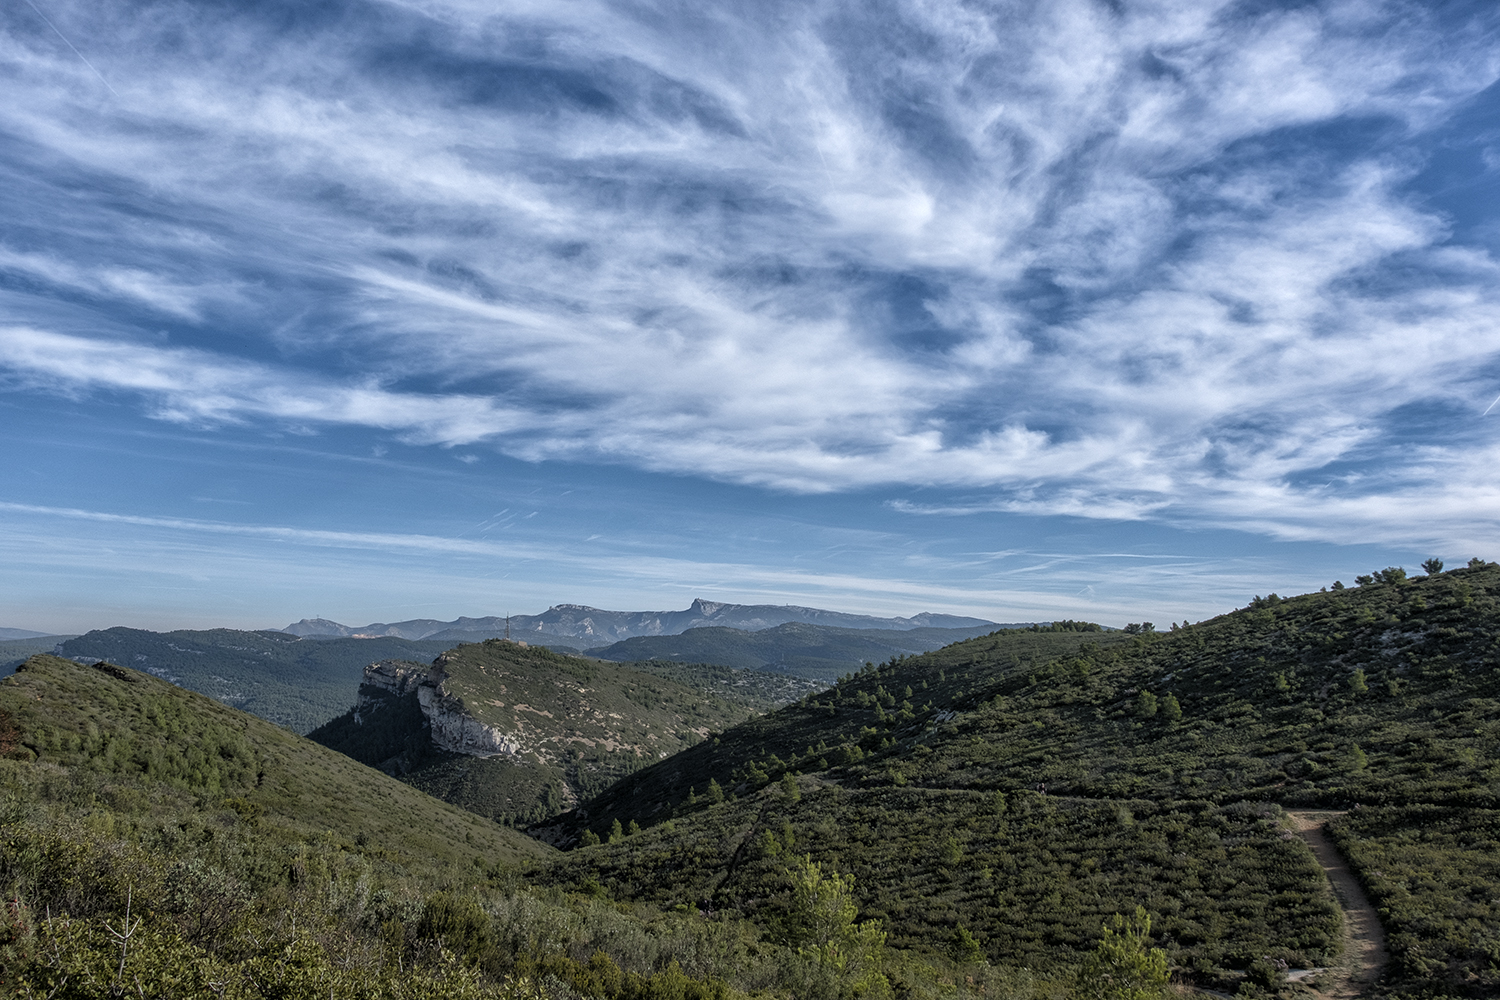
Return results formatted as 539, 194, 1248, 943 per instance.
1286, 811, 1388, 998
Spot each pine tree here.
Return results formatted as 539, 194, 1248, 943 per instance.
785, 855, 889, 995
1073, 906, 1169, 1000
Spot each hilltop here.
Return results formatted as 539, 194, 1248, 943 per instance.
537, 562, 1500, 996
310, 639, 820, 826
0, 653, 792, 998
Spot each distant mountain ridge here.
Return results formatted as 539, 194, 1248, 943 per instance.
281, 598, 998, 644
0, 627, 55, 640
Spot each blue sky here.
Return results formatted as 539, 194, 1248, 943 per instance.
2, 0, 1498, 634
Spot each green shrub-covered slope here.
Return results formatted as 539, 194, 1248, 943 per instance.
0, 654, 550, 868
0, 653, 1022, 1000
311, 641, 821, 828
545, 564, 1500, 997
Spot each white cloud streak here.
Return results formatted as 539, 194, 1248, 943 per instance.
1, 0, 1498, 546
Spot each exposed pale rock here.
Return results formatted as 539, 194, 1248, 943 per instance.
352, 659, 428, 723
418, 678, 523, 758
354, 656, 525, 759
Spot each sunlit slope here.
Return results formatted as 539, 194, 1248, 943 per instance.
2, 654, 551, 868
848, 562, 1500, 808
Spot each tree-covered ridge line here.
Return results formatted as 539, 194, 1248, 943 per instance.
619, 560, 1500, 817
554, 627, 1129, 839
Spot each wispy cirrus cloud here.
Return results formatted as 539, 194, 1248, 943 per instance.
0, 0, 1497, 547
0, 327, 531, 442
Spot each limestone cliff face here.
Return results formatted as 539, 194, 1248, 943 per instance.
418, 663, 524, 758
354, 656, 525, 759
361, 659, 427, 696
352, 660, 427, 723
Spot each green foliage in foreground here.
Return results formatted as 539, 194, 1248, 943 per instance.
0, 785, 747, 1000
1072, 907, 1169, 1000
0, 664, 1065, 1000
540, 780, 1338, 992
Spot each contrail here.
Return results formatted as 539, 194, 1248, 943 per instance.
19, 0, 120, 98
1483, 393, 1500, 417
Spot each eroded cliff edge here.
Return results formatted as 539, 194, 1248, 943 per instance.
310, 639, 755, 827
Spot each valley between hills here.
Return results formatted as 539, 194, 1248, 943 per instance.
5, 564, 1500, 998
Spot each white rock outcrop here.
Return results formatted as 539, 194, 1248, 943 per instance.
352, 660, 428, 723
354, 657, 524, 759
417, 676, 523, 758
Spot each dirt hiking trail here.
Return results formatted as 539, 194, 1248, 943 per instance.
1287, 811, 1388, 998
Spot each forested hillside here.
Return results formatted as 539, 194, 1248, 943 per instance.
10, 564, 1500, 998
541, 563, 1500, 997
